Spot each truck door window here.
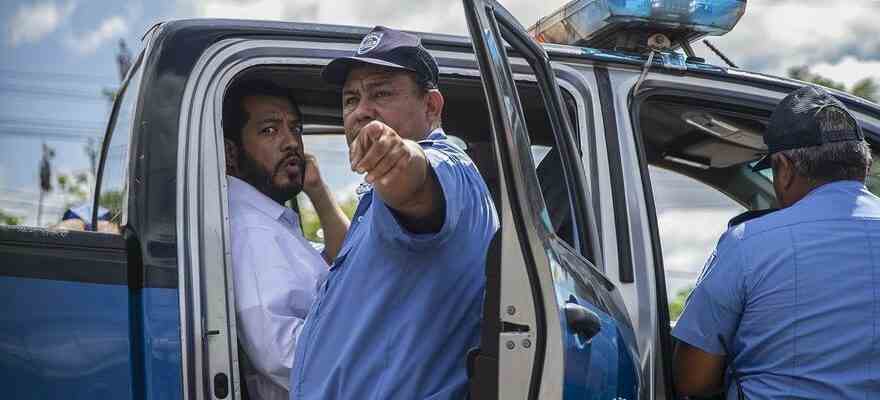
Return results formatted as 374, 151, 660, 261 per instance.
93, 56, 144, 233
298, 133, 360, 245
526, 89, 588, 255
649, 166, 745, 321
868, 152, 880, 195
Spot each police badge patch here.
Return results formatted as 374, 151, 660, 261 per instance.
355, 181, 373, 199
357, 32, 383, 55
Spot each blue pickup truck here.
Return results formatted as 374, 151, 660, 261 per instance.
3, 0, 880, 399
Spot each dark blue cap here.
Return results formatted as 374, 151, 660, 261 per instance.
752, 85, 864, 171
322, 26, 439, 88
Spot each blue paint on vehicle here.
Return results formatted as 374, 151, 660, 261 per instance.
0, 278, 181, 399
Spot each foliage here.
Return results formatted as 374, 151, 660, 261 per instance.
0, 209, 21, 226
868, 159, 880, 196
787, 66, 877, 102
851, 78, 879, 103
57, 172, 90, 207
668, 285, 694, 322
99, 190, 124, 224
299, 195, 359, 243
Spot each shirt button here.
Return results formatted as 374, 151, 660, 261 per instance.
358, 216, 364, 223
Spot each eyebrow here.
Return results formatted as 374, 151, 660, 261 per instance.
256, 115, 300, 126
364, 79, 395, 90
343, 78, 396, 95
258, 116, 282, 124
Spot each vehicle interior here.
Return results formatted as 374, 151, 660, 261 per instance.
636, 91, 880, 300
634, 90, 880, 400
637, 94, 777, 211
231, 64, 584, 243
225, 64, 880, 399
224, 64, 586, 398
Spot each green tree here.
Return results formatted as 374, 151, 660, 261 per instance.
787, 66, 878, 102
668, 285, 694, 322
99, 190, 124, 224
57, 172, 90, 209
851, 78, 879, 103
0, 209, 21, 225
298, 195, 359, 243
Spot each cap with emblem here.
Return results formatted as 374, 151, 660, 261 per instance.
322, 26, 439, 88
752, 85, 864, 171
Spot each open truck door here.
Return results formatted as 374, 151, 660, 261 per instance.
0, 49, 182, 399
463, 0, 641, 398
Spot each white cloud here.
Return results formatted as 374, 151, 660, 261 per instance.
6, 1, 76, 46
197, 0, 285, 21
65, 16, 128, 55
177, 0, 880, 89
705, 1, 880, 79
179, 0, 564, 35
655, 207, 741, 298
812, 56, 880, 89
656, 208, 739, 272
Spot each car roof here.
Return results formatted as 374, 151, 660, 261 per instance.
147, 19, 880, 120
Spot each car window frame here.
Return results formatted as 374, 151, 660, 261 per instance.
91, 51, 146, 232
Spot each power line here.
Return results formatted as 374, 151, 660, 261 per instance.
0, 84, 114, 102
0, 129, 103, 142
0, 118, 106, 130
0, 124, 105, 133
0, 125, 103, 135
0, 124, 105, 135
0, 68, 115, 83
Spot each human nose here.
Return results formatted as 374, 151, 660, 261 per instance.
349, 97, 376, 126
280, 126, 301, 153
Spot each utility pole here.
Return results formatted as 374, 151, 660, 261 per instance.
116, 39, 132, 82
37, 143, 55, 227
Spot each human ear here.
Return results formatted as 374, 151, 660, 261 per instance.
776, 154, 796, 191
425, 90, 444, 124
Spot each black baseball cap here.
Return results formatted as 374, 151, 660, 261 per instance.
322, 26, 439, 88
752, 85, 864, 171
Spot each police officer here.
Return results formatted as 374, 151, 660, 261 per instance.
672, 85, 880, 399
289, 26, 499, 399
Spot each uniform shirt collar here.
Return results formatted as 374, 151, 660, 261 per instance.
425, 128, 446, 141
802, 180, 866, 201
227, 175, 297, 225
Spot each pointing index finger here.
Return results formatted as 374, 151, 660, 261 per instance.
351, 121, 384, 172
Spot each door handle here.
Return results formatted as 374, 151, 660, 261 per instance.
564, 302, 602, 341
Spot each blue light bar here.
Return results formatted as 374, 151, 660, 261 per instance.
530, 0, 747, 52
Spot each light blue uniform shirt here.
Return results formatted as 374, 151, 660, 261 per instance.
290, 129, 499, 400
673, 180, 880, 399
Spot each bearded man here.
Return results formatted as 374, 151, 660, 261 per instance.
223, 79, 349, 400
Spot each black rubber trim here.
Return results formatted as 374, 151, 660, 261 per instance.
469, 231, 501, 400
0, 225, 178, 288
595, 66, 634, 283
628, 88, 679, 400
0, 226, 127, 285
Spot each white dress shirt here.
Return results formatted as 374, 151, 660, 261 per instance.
227, 176, 328, 400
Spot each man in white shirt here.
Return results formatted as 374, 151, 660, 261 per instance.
222, 79, 349, 400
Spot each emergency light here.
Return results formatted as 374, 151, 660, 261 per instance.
530, 0, 746, 53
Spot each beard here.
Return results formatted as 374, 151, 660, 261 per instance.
238, 151, 304, 204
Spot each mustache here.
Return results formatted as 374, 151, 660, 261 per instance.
275, 153, 304, 173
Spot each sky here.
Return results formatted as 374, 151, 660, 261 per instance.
2, 0, 879, 294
